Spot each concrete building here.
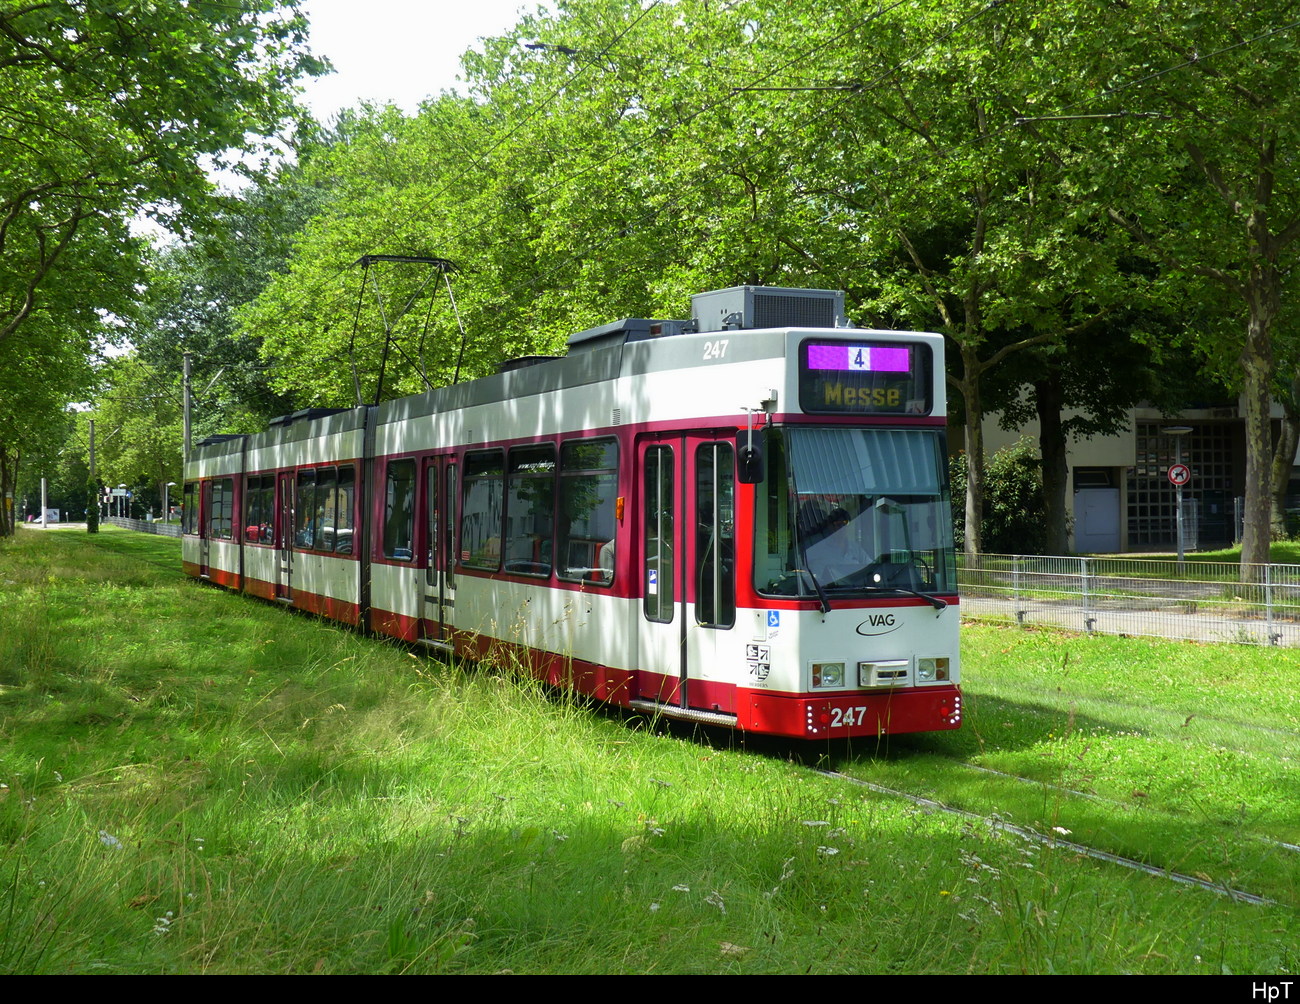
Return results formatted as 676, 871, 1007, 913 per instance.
983, 400, 1300, 553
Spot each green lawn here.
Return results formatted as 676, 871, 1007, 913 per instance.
0, 527, 1294, 974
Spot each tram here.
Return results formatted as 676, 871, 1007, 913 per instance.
182, 285, 961, 739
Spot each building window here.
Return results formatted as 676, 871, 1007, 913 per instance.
1126, 423, 1235, 547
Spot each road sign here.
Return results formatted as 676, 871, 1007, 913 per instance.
1167, 463, 1191, 486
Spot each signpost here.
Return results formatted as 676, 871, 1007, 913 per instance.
1163, 426, 1194, 565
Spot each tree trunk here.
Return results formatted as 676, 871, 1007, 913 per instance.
0, 444, 13, 537
1035, 373, 1070, 554
1239, 273, 1279, 581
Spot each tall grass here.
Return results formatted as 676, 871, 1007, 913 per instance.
0, 527, 1294, 973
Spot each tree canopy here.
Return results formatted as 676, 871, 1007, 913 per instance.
13, 0, 1299, 573
0, 0, 325, 532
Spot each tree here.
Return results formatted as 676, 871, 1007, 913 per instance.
89, 356, 183, 520
0, 316, 93, 533
0, 1, 324, 343
133, 165, 333, 432
986, 297, 1222, 553
0, 1, 324, 530
1050, 0, 1300, 576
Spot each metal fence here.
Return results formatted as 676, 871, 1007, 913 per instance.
959, 553, 1300, 646
105, 517, 182, 538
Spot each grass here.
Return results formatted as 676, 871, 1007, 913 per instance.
1145, 542, 1300, 565
0, 526, 1295, 974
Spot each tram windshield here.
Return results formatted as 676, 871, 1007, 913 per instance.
754, 427, 957, 600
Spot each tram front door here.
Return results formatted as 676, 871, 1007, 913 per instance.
635, 434, 736, 716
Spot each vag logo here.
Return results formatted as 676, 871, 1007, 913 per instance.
855, 613, 899, 636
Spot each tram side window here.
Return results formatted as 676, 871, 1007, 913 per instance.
335, 466, 356, 554
460, 451, 504, 570
312, 467, 338, 550
183, 482, 198, 534
644, 446, 674, 622
558, 439, 618, 584
245, 475, 274, 544
696, 443, 735, 628
209, 478, 235, 540
383, 459, 417, 561
504, 445, 555, 577
295, 469, 317, 548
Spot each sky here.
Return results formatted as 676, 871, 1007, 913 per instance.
296, 0, 541, 122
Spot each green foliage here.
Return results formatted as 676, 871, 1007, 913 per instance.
133, 168, 333, 431
951, 439, 1048, 554
83, 356, 181, 517
0, 0, 325, 343
0, 0, 325, 529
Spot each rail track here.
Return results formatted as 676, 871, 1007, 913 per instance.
811, 766, 1277, 906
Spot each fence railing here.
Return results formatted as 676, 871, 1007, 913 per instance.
105, 517, 182, 539
959, 553, 1300, 646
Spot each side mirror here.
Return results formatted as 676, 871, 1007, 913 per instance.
736, 431, 764, 484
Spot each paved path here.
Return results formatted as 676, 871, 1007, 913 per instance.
961, 593, 1300, 646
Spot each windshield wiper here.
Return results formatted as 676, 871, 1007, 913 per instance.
858, 583, 948, 611
805, 566, 831, 614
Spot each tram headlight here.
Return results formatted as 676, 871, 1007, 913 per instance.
916, 657, 950, 683
811, 662, 845, 689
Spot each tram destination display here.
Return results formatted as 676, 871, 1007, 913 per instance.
798, 340, 933, 415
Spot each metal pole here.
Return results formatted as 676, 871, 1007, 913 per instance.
1082, 556, 1095, 633
183, 352, 192, 460
1266, 563, 1278, 645
1175, 437, 1185, 566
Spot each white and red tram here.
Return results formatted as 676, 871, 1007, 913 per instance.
183, 286, 961, 739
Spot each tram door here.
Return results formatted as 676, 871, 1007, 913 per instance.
275, 472, 294, 601
635, 435, 736, 711
420, 456, 457, 648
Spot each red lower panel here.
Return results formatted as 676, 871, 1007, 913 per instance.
293, 588, 361, 626
446, 632, 636, 704
742, 686, 962, 738
243, 578, 276, 602
633, 671, 735, 713
189, 582, 960, 740
372, 607, 419, 642
206, 566, 240, 589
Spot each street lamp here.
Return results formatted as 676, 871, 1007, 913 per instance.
1162, 426, 1193, 565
